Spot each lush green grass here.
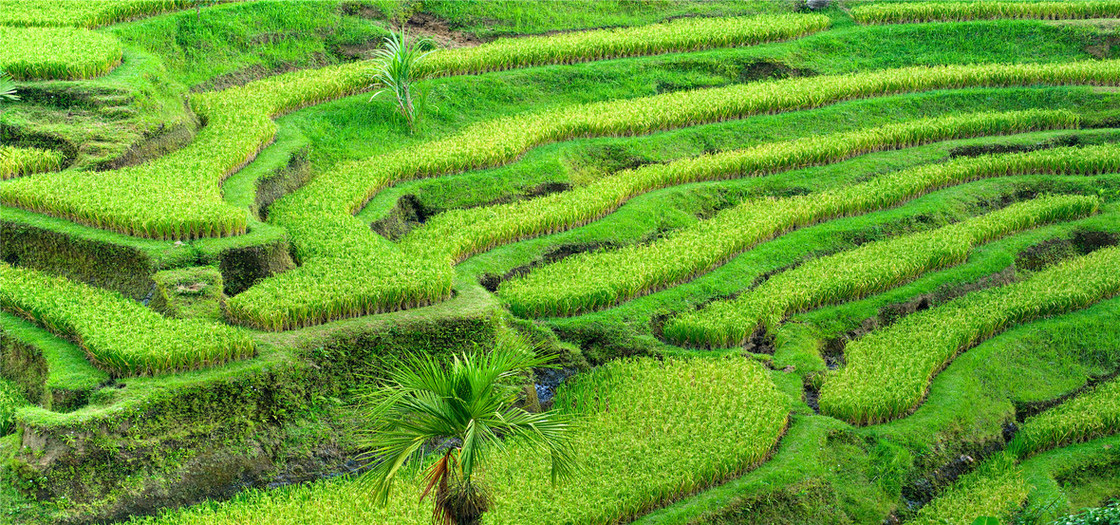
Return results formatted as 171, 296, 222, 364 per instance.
132, 356, 788, 524
664, 194, 1099, 348
499, 144, 1120, 317
1011, 377, 1120, 458
852, 1, 1120, 25
401, 110, 1081, 265
0, 378, 26, 436
0, 264, 254, 376
908, 452, 1027, 525
1021, 434, 1120, 523
0, 313, 110, 409
821, 244, 1120, 425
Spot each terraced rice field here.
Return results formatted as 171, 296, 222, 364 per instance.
1, 1, 1119, 525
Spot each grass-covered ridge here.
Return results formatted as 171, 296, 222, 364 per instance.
238, 61, 1120, 330
820, 244, 1120, 425
132, 356, 788, 525
852, 1, 1120, 25
499, 144, 1119, 317
663, 194, 1100, 348
0, 264, 255, 376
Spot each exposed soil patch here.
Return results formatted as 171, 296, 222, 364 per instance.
1016, 228, 1119, 272
479, 241, 620, 292
738, 59, 816, 83
190, 54, 333, 93
533, 366, 578, 410
949, 134, 1080, 158
742, 325, 776, 355
803, 375, 822, 413
407, 12, 481, 49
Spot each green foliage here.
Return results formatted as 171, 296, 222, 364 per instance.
1052, 500, 1120, 525
820, 245, 1120, 425
664, 194, 1099, 348
0, 145, 65, 179
0, 0, 196, 28
240, 61, 1120, 330
0, 263, 255, 376
403, 110, 1081, 265
419, 14, 831, 76
499, 144, 1120, 317
852, 1, 1120, 25
132, 356, 787, 525
0, 27, 122, 80
909, 453, 1027, 525
1011, 378, 1120, 458
0, 379, 27, 436
360, 334, 574, 525
370, 28, 434, 133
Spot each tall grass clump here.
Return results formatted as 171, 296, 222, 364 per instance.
851, 1, 1120, 25
664, 194, 1099, 348
0, 145, 66, 179
0, 264, 255, 376
370, 28, 434, 133
241, 61, 1120, 329
819, 245, 1120, 425
401, 110, 1081, 264
907, 452, 1027, 525
498, 144, 1120, 318
1009, 377, 1120, 458
0, 27, 122, 80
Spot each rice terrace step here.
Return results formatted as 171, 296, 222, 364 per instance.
1, 1, 1119, 524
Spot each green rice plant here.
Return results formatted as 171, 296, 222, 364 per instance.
238, 61, 1120, 330
0, 27, 122, 80
0, 378, 27, 436
908, 452, 1027, 525
401, 110, 1081, 264
419, 14, 831, 76
0, 145, 65, 179
0, 14, 833, 240
663, 194, 1100, 348
0, 264, 255, 376
851, 1, 1120, 25
0, 0, 197, 28
498, 144, 1120, 318
819, 244, 1120, 425
131, 357, 787, 525
1009, 377, 1120, 458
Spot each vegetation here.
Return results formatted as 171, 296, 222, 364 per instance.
133, 356, 787, 525
820, 245, 1120, 425
360, 336, 575, 525
499, 144, 1119, 317
0, 27, 122, 80
0, 146, 65, 179
664, 194, 1100, 347
0, 0, 196, 28
370, 28, 435, 133
0, 264, 255, 375
3, 2, 1120, 524
1011, 377, 1120, 458
908, 453, 1027, 525
852, 1, 1120, 25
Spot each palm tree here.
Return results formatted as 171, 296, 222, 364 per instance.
360, 336, 576, 525
369, 27, 435, 133
0, 69, 18, 150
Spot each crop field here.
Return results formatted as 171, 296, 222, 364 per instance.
1, 1, 1119, 525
